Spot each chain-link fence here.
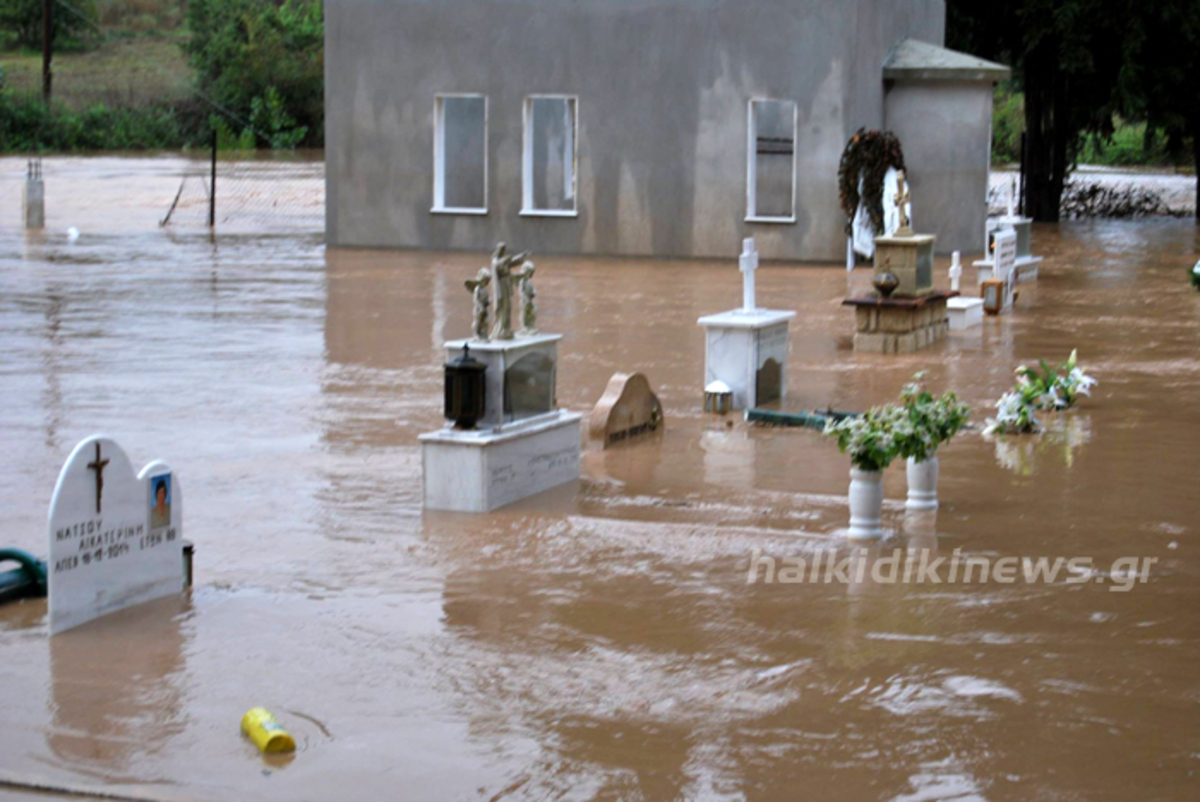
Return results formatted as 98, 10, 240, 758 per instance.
0, 154, 324, 234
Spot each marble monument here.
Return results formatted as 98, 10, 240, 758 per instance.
421, 246, 581, 512
47, 436, 185, 634
697, 238, 796, 410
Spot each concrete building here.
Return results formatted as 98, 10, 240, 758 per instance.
325, 0, 1009, 261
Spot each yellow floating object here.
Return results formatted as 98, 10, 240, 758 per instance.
241, 707, 296, 754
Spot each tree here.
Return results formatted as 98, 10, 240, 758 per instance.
186, 0, 323, 147
1124, 0, 1200, 220
0, 0, 96, 50
947, 0, 1141, 222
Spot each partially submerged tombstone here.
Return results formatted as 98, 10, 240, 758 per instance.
977, 173, 1043, 283
844, 170, 952, 354
696, 238, 795, 410
946, 251, 985, 331
421, 244, 582, 513
588, 372, 664, 447
47, 435, 185, 635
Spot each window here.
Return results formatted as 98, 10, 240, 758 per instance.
746, 99, 797, 223
522, 96, 578, 217
433, 94, 487, 214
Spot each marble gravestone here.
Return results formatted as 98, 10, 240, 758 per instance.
47, 436, 183, 635
946, 251, 984, 331
421, 248, 582, 513
697, 239, 795, 410
976, 185, 1043, 283
588, 372, 664, 447
990, 228, 1018, 311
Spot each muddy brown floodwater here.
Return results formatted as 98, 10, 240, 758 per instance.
0, 157, 1198, 801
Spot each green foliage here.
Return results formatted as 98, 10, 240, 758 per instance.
992, 84, 1024, 164
984, 351, 1098, 435
824, 405, 906, 473
1191, 264, 1200, 291
896, 375, 971, 463
0, 88, 189, 150
186, 0, 322, 147
0, 0, 99, 51
1078, 121, 1171, 166
210, 113, 255, 150
948, 0, 1146, 220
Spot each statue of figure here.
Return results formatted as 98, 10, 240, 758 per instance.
894, 169, 912, 236
464, 267, 491, 341
489, 242, 528, 340
516, 261, 537, 336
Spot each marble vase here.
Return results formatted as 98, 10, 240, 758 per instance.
848, 468, 884, 541
905, 455, 939, 511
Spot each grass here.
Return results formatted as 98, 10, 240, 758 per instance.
0, 36, 192, 109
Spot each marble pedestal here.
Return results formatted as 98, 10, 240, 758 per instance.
843, 292, 953, 353
420, 410, 582, 512
444, 334, 561, 428
874, 233, 936, 297
697, 309, 795, 410
422, 332, 581, 512
23, 178, 44, 229
947, 297, 984, 330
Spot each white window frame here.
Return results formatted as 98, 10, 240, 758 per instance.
521, 94, 579, 218
745, 98, 798, 224
432, 93, 488, 215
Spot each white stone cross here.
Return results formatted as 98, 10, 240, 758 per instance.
949, 251, 962, 293
740, 237, 758, 311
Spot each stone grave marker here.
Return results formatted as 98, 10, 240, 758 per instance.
588, 372, 664, 447
48, 436, 183, 635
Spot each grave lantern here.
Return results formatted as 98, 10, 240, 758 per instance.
704, 380, 733, 415
444, 345, 487, 429
980, 278, 1004, 316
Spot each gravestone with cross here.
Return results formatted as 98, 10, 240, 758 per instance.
697, 237, 796, 409
47, 435, 184, 634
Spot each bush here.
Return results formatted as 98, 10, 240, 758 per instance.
186, 0, 322, 147
0, 88, 192, 150
1078, 121, 1171, 167
992, 83, 1024, 164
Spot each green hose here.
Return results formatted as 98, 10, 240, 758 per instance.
0, 548, 48, 604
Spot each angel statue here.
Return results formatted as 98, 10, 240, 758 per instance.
516, 261, 537, 336
489, 242, 529, 340
464, 267, 492, 342
894, 169, 913, 236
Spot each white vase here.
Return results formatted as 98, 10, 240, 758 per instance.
905, 455, 939, 511
848, 468, 884, 540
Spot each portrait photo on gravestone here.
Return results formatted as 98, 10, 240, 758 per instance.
149, 474, 172, 531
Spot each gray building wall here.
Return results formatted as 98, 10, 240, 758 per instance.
884, 80, 993, 255
325, 0, 948, 262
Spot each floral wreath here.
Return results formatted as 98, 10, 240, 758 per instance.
837, 128, 906, 236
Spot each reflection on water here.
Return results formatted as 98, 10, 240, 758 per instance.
49, 596, 189, 776
0, 158, 1197, 799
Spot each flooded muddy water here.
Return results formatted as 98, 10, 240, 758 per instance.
0, 157, 1198, 800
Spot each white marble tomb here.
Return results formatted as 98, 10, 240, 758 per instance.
696, 238, 795, 410
420, 330, 581, 513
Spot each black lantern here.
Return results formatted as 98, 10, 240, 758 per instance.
444, 344, 487, 429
